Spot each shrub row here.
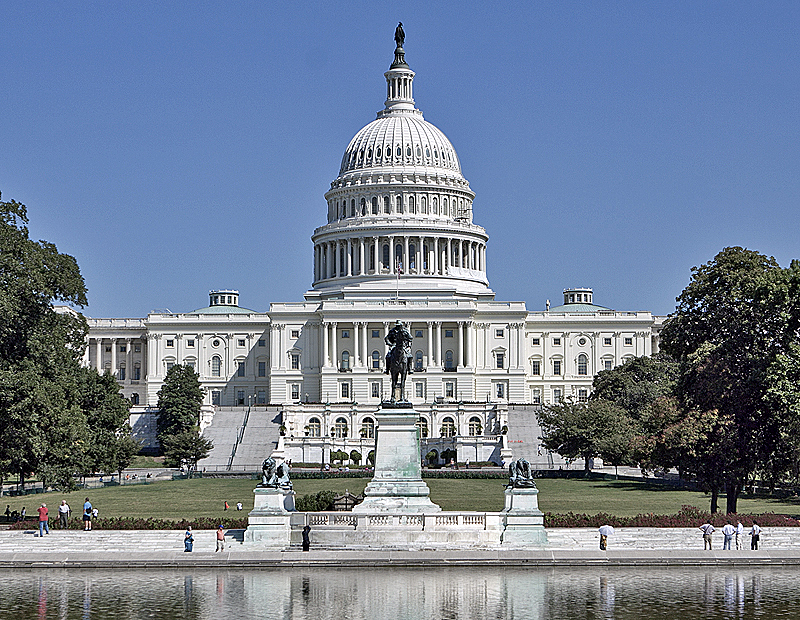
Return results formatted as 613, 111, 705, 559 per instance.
544, 505, 800, 528
9, 516, 249, 531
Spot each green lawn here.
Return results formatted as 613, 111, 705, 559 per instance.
3, 477, 800, 521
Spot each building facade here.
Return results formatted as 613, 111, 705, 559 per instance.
84, 41, 663, 466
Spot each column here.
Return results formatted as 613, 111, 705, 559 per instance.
347, 239, 352, 276
353, 322, 361, 367
403, 236, 409, 272
95, 338, 102, 371
359, 238, 365, 275
362, 322, 368, 368
427, 322, 433, 368
435, 322, 442, 366
373, 237, 379, 273
110, 338, 118, 378
125, 338, 132, 383
325, 243, 332, 279
456, 322, 463, 368
389, 237, 395, 275
322, 323, 329, 368
331, 322, 338, 369
194, 334, 202, 377
433, 237, 439, 274
466, 322, 474, 368
447, 238, 452, 271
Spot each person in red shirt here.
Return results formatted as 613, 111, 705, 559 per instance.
37, 504, 49, 537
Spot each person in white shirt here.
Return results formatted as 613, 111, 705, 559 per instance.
750, 521, 762, 550
700, 523, 715, 550
58, 500, 70, 529
736, 521, 744, 550
722, 522, 736, 550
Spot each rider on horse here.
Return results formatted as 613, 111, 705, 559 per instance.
385, 320, 413, 375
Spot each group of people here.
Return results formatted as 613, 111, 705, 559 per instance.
29, 498, 98, 535
700, 520, 762, 550
183, 525, 227, 552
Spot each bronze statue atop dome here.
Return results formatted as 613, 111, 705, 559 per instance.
394, 22, 405, 49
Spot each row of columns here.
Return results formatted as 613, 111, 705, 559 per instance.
314, 235, 486, 282
89, 337, 144, 381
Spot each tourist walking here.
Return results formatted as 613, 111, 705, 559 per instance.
722, 522, 735, 550
37, 504, 49, 537
736, 521, 744, 550
216, 525, 225, 552
83, 498, 92, 531
302, 525, 311, 552
184, 526, 194, 552
750, 521, 762, 550
58, 500, 70, 528
700, 522, 715, 549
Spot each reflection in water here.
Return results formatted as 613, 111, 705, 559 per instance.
0, 567, 799, 619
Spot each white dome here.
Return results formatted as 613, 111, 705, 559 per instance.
339, 114, 463, 177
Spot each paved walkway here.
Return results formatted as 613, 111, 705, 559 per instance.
1, 527, 798, 567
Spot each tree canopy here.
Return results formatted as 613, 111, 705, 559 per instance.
156, 364, 209, 468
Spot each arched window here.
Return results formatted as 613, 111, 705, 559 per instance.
432, 197, 438, 214
383, 196, 390, 213
416, 417, 429, 438
421, 196, 427, 214
409, 244, 416, 270
577, 353, 588, 376
350, 199, 355, 217
415, 350, 423, 371
211, 356, 221, 377
361, 417, 375, 439
372, 196, 378, 215
371, 350, 381, 369
396, 145, 402, 158
445, 350, 454, 369
395, 244, 403, 270
369, 245, 375, 272
382, 244, 390, 268
408, 196, 415, 213
360, 197, 366, 216
406, 145, 412, 157
441, 417, 456, 438
334, 417, 348, 438
423, 244, 429, 270
468, 417, 482, 436
307, 417, 321, 437
396, 195, 403, 213
376, 146, 381, 158
131, 393, 140, 405
443, 198, 449, 216
341, 351, 350, 370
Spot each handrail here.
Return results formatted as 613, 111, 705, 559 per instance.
227, 405, 252, 470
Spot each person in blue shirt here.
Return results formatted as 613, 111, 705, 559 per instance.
83, 498, 92, 531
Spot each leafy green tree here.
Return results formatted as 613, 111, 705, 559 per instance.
156, 365, 204, 440
349, 450, 362, 465
591, 354, 679, 418
160, 430, 213, 472
0, 195, 89, 490
660, 247, 800, 513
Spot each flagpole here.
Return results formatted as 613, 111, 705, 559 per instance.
396, 256, 401, 299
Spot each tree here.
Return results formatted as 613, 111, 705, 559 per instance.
349, 450, 362, 465
660, 247, 800, 513
156, 365, 204, 441
0, 195, 89, 490
160, 431, 213, 473
537, 399, 633, 474
590, 354, 679, 419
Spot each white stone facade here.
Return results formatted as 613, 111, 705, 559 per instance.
82, 43, 664, 466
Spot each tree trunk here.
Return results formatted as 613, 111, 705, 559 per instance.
583, 453, 592, 475
710, 487, 719, 514
725, 481, 739, 514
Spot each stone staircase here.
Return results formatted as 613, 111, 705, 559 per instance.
0, 529, 245, 553
506, 405, 572, 469
230, 406, 282, 469
197, 407, 251, 469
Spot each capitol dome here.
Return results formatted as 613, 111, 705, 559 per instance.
307, 37, 494, 302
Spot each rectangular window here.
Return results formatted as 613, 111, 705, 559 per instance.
237, 390, 245, 405
258, 361, 266, 377
291, 354, 300, 370
342, 330, 350, 338
237, 362, 245, 377
624, 337, 633, 346
105, 345, 112, 353
496, 353, 505, 369
415, 382, 424, 398
211, 390, 221, 406
341, 382, 350, 399
133, 366, 141, 381
553, 388, 562, 404
371, 382, 380, 398
445, 382, 454, 398
119, 345, 126, 353
444, 329, 453, 338
238, 339, 246, 347
291, 384, 300, 400
553, 360, 562, 375
532, 338, 540, 346
257, 390, 266, 404
258, 339, 266, 347
532, 389, 541, 405
578, 389, 588, 403
118, 367, 126, 381
372, 330, 380, 338
604, 359, 613, 371
496, 383, 505, 399
495, 329, 504, 338
415, 330, 423, 338
166, 339, 174, 348
553, 338, 561, 346
604, 337, 612, 346
166, 361, 174, 371
291, 330, 300, 339
134, 344, 141, 353
531, 360, 541, 376
187, 339, 195, 348
186, 361, 195, 370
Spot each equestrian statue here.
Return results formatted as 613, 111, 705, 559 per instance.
384, 320, 413, 403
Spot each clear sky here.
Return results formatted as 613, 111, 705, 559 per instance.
2, 2, 798, 318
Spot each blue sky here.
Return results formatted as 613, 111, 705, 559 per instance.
2, 2, 798, 318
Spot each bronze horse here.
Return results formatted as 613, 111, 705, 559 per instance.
387, 343, 408, 402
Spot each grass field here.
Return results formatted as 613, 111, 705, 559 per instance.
3, 477, 800, 521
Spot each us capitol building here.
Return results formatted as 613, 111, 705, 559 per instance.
83, 37, 663, 468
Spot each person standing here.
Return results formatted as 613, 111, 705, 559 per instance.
83, 498, 92, 531
699, 522, 715, 549
302, 525, 311, 552
58, 500, 71, 529
184, 526, 194, 552
37, 504, 49, 537
735, 521, 744, 550
722, 522, 735, 550
216, 525, 225, 552
750, 521, 762, 550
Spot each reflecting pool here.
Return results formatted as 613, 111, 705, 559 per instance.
1, 566, 799, 619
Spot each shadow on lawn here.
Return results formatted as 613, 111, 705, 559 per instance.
589, 480, 696, 493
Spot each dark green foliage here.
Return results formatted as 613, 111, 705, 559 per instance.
294, 490, 336, 511
161, 431, 213, 471
349, 450, 361, 465
156, 365, 203, 440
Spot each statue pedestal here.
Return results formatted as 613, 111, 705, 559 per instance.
501, 487, 547, 545
244, 487, 295, 545
353, 406, 441, 513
